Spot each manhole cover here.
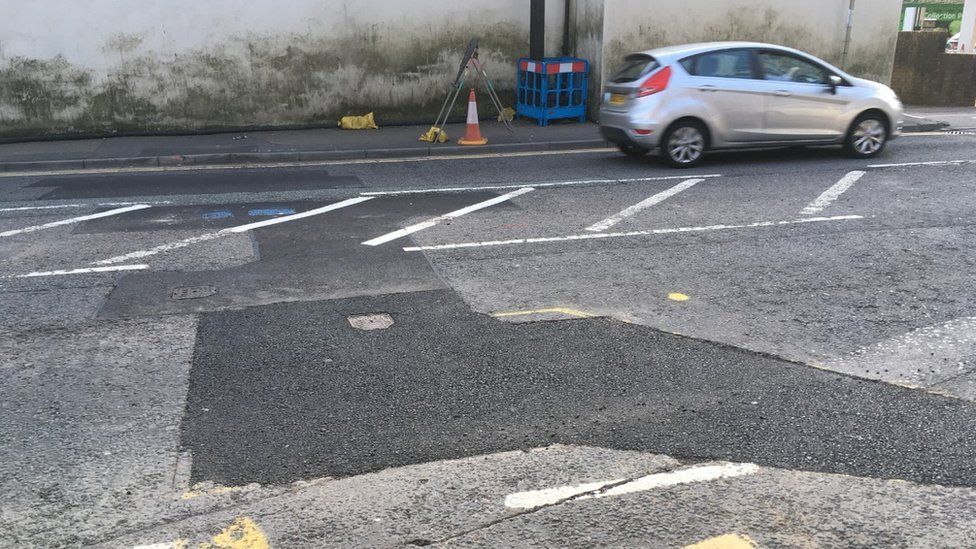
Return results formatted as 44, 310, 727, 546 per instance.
347, 313, 394, 331
171, 286, 218, 300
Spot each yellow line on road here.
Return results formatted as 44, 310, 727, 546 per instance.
684, 533, 757, 549
0, 147, 613, 178
491, 307, 595, 319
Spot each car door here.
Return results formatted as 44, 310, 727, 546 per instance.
679, 48, 767, 143
755, 49, 852, 141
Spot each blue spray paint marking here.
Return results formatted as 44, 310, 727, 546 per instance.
202, 210, 233, 220
248, 208, 296, 217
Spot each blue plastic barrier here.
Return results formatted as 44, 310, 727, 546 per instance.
516, 57, 589, 126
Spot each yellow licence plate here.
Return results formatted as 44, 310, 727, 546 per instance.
609, 93, 626, 106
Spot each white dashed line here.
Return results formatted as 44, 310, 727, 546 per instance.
586, 178, 705, 232
403, 215, 864, 252
0, 204, 152, 238
360, 174, 722, 196
362, 188, 534, 246
504, 462, 760, 510
95, 197, 372, 265
867, 160, 975, 168
8, 264, 149, 278
800, 171, 866, 215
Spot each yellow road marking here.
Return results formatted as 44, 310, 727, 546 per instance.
180, 484, 244, 500
684, 533, 757, 549
0, 147, 613, 178
200, 517, 269, 549
491, 307, 594, 319
668, 292, 690, 302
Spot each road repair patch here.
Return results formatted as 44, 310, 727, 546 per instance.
182, 290, 976, 487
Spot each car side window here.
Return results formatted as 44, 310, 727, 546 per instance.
682, 50, 756, 80
758, 51, 829, 85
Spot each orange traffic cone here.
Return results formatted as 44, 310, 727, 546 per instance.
458, 89, 488, 146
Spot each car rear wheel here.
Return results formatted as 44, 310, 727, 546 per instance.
845, 114, 888, 158
661, 121, 707, 168
617, 144, 650, 157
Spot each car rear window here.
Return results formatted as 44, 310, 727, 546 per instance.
610, 54, 659, 83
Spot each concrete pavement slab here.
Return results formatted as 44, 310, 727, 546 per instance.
0, 316, 197, 548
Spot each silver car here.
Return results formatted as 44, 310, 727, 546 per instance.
599, 42, 904, 168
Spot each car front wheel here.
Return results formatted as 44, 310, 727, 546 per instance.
845, 114, 888, 158
661, 121, 707, 168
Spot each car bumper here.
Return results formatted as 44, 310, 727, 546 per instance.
598, 108, 663, 148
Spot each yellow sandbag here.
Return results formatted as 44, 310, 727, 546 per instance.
419, 126, 448, 143
497, 107, 515, 123
338, 112, 378, 130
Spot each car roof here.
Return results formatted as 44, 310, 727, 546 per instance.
631, 42, 803, 63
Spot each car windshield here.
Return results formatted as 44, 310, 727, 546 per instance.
610, 54, 659, 83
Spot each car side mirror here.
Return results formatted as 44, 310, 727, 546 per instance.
828, 75, 843, 94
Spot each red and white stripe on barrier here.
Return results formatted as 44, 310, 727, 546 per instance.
519, 60, 586, 74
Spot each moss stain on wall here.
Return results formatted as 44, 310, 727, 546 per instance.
0, 16, 527, 138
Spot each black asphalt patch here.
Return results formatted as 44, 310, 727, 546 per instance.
182, 289, 976, 487
31, 167, 361, 199
98, 194, 511, 317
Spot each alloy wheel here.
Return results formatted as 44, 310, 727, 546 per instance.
852, 119, 886, 155
667, 126, 705, 164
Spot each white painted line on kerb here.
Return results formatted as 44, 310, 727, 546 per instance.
504, 462, 759, 510
586, 178, 705, 232
95, 196, 372, 265
799, 171, 866, 216
403, 215, 863, 252
0, 204, 151, 238
867, 160, 975, 168
362, 188, 534, 246
361, 174, 722, 196
7, 264, 149, 278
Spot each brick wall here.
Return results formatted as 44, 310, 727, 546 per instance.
891, 31, 976, 106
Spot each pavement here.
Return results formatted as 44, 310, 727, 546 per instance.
0, 108, 958, 173
3, 130, 976, 547
0, 119, 606, 172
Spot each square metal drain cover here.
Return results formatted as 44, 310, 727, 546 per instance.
347, 313, 394, 331
171, 286, 218, 300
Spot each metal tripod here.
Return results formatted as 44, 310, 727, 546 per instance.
428, 38, 514, 141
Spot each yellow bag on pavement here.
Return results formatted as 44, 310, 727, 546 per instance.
419, 126, 449, 143
338, 112, 378, 130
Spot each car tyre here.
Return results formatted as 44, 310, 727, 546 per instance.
617, 144, 651, 157
845, 113, 888, 158
661, 120, 708, 168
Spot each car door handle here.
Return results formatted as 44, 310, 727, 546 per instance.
774, 90, 792, 97
698, 85, 718, 92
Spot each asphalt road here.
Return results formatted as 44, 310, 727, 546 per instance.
3, 135, 976, 548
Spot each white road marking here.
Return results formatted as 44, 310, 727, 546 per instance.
0, 201, 170, 213
0, 204, 87, 212
800, 171, 866, 215
504, 462, 759, 510
362, 188, 534, 246
7, 264, 149, 278
360, 174, 722, 196
222, 196, 373, 232
403, 215, 864, 252
0, 204, 151, 238
0, 148, 616, 178
868, 160, 975, 168
586, 178, 705, 232
95, 196, 372, 265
